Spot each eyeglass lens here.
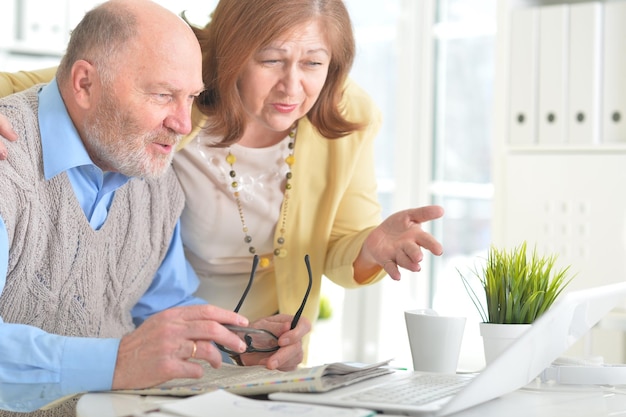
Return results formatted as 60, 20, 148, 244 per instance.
228, 325, 279, 352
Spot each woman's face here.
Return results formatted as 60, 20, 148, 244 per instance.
238, 19, 331, 135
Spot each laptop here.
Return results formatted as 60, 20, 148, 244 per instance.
270, 281, 626, 416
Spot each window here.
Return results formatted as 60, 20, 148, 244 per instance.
311, 0, 497, 369
430, 0, 496, 370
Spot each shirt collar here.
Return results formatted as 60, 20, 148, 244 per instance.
37, 79, 130, 190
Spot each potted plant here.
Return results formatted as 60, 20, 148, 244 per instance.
459, 241, 574, 363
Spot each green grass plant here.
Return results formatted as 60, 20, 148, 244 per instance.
459, 242, 574, 324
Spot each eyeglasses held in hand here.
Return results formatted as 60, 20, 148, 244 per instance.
217, 254, 312, 354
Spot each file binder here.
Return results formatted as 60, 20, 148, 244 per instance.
537, 5, 568, 145
508, 7, 538, 146
567, 2, 602, 145
602, 1, 626, 144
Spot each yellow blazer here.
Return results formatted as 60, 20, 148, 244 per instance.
0, 69, 387, 350
179, 80, 387, 331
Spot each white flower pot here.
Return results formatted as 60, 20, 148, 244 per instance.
479, 322, 531, 365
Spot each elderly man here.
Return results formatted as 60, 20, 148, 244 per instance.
0, 1, 309, 415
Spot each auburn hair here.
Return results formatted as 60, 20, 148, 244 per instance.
186, 0, 364, 146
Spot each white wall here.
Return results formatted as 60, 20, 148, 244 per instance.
492, 0, 626, 362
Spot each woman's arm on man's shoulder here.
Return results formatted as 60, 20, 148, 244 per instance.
0, 67, 57, 98
0, 67, 58, 158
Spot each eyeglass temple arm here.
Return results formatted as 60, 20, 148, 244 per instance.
290, 254, 312, 330
234, 254, 259, 313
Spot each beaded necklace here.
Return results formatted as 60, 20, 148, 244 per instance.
225, 123, 297, 268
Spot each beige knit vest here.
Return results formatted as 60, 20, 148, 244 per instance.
0, 86, 186, 417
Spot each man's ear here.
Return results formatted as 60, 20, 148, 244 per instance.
70, 60, 99, 110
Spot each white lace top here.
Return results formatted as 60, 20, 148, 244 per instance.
173, 130, 293, 320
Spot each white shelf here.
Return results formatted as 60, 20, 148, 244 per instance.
506, 144, 626, 154
3, 43, 64, 57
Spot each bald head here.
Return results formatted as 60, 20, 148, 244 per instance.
116, 0, 191, 33
109, 0, 197, 46
57, 0, 199, 86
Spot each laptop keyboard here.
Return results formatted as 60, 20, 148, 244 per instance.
341, 373, 474, 406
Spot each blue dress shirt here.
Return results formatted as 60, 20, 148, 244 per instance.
0, 80, 207, 412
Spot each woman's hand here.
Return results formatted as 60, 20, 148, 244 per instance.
0, 114, 17, 160
239, 314, 311, 371
356, 205, 445, 281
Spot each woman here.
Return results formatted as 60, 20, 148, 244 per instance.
0, 0, 444, 360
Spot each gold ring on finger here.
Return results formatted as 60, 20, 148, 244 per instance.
191, 341, 197, 359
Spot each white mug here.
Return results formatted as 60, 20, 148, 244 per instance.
404, 309, 466, 374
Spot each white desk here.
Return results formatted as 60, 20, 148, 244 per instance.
76, 382, 626, 417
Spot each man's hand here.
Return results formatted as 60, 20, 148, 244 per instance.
112, 305, 249, 390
